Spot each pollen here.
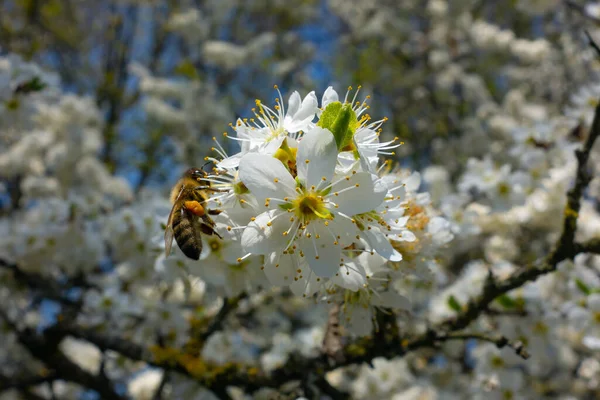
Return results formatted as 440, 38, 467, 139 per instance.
291, 192, 332, 221
305, 159, 310, 164
273, 178, 279, 183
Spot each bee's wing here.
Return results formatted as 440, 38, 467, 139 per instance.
164, 206, 176, 257
164, 186, 186, 257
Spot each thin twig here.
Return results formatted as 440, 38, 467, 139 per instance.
441, 332, 530, 359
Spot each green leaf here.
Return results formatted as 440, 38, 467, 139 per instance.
447, 295, 462, 312
14, 76, 46, 94
317, 102, 342, 131
496, 294, 517, 309
317, 102, 358, 150
575, 278, 592, 295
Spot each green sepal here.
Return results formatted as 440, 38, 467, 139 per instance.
278, 203, 294, 211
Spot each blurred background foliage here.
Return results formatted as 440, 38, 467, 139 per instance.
0, 0, 595, 187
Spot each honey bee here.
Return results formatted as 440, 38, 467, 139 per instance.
164, 167, 222, 260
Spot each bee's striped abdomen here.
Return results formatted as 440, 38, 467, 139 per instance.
172, 207, 202, 260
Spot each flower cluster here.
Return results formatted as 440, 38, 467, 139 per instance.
166, 87, 452, 334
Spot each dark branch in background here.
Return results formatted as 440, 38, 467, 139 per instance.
576, 237, 600, 254
152, 371, 170, 400
97, 5, 137, 170
566, 1, 600, 25
0, 259, 81, 308
0, 371, 57, 392
198, 294, 247, 342
437, 332, 530, 359
0, 311, 125, 400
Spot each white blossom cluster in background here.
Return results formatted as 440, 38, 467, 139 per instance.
2, 1, 600, 400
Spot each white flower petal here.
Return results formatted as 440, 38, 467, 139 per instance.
260, 134, 286, 156
588, 294, 600, 312
357, 252, 388, 277
241, 210, 290, 254
296, 127, 337, 188
372, 291, 411, 310
329, 213, 360, 246
295, 91, 318, 121
403, 172, 421, 192
332, 260, 366, 291
583, 336, 600, 350
331, 173, 385, 215
239, 154, 296, 202
285, 91, 318, 133
322, 86, 339, 108
217, 152, 243, 170
428, 217, 453, 246
363, 226, 402, 262
263, 252, 297, 287
290, 270, 322, 297
286, 91, 301, 117
300, 223, 342, 277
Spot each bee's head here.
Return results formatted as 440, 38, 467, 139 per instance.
184, 167, 206, 180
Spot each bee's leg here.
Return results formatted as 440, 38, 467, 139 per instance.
208, 209, 222, 216
199, 222, 223, 239
193, 185, 228, 193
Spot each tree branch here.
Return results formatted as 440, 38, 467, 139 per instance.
0, 312, 126, 400
0, 371, 57, 392
575, 237, 600, 255
198, 293, 247, 342
440, 332, 530, 359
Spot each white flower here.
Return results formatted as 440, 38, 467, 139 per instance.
239, 127, 394, 279
351, 358, 415, 399
59, 337, 101, 375
128, 369, 164, 400
218, 89, 318, 169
